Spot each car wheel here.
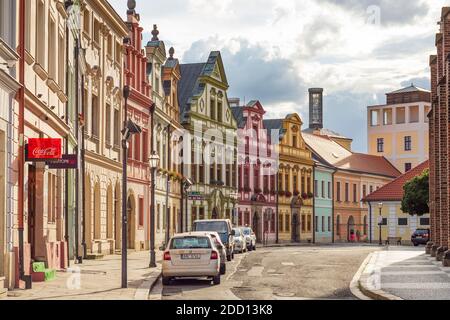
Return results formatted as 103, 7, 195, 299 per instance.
413, 243, 419, 247
213, 275, 221, 285
253, 245, 256, 251
162, 277, 171, 286
220, 264, 226, 275
227, 254, 232, 262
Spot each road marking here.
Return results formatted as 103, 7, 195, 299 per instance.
281, 262, 295, 266
382, 283, 450, 289
247, 267, 264, 277
382, 271, 446, 276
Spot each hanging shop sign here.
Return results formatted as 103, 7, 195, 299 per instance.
46, 154, 78, 169
25, 138, 62, 162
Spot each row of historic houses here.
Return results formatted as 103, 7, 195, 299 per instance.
0, 0, 405, 293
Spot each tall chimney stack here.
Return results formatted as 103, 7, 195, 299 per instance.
309, 88, 324, 130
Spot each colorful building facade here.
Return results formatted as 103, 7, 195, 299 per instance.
124, 5, 153, 251
178, 51, 239, 230
367, 85, 430, 174
232, 100, 277, 243
145, 25, 183, 247
364, 161, 430, 245
264, 114, 315, 243
313, 161, 334, 243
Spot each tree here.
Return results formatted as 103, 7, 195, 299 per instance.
401, 169, 429, 216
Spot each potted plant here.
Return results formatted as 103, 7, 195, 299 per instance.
293, 190, 300, 197
285, 191, 293, 198
301, 192, 308, 200
307, 192, 314, 199
278, 190, 286, 197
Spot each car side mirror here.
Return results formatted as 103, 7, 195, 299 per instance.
231, 230, 236, 236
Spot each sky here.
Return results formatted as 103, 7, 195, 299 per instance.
109, 0, 447, 152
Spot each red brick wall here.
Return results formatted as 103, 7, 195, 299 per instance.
429, 54, 437, 244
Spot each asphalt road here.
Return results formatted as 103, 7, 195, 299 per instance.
150, 245, 379, 300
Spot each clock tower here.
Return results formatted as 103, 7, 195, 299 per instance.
309, 88, 324, 130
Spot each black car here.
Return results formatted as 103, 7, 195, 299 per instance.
411, 229, 430, 246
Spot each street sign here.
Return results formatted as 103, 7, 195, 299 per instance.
46, 154, 78, 169
188, 191, 204, 201
25, 138, 62, 162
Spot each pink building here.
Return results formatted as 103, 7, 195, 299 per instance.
231, 100, 277, 244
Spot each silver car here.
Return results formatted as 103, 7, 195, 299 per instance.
241, 227, 257, 251
232, 228, 247, 253
208, 232, 227, 275
162, 232, 222, 286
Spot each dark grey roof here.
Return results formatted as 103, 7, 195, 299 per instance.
388, 84, 430, 94
230, 107, 247, 129
146, 40, 163, 48
164, 58, 179, 69
263, 119, 286, 142
178, 63, 205, 117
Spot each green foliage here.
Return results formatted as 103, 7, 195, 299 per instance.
401, 169, 429, 216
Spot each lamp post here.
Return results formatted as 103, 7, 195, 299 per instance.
149, 150, 160, 268
121, 86, 142, 289
378, 202, 383, 246
182, 178, 194, 232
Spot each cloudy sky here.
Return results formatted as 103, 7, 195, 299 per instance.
109, 0, 445, 152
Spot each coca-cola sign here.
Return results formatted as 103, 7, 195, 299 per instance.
26, 138, 62, 161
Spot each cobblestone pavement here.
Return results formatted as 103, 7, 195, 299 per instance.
2, 251, 162, 300
362, 247, 450, 300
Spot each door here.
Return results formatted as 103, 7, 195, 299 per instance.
253, 213, 260, 242
28, 165, 37, 259
292, 213, 299, 243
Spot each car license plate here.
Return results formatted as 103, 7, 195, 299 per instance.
181, 254, 201, 260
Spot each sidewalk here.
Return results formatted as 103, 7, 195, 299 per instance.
2, 251, 162, 300
359, 247, 450, 300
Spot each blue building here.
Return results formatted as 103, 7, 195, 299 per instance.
313, 160, 334, 243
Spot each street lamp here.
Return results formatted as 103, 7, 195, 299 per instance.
378, 202, 383, 246
149, 150, 160, 268
121, 85, 142, 289
183, 177, 194, 232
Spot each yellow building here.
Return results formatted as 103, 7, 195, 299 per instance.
364, 161, 430, 245
367, 85, 430, 174
264, 114, 315, 243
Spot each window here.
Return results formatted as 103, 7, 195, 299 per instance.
353, 184, 357, 203
322, 216, 325, 232
404, 136, 412, 151
315, 216, 319, 232
409, 106, 419, 123
115, 41, 122, 64
307, 177, 311, 193
336, 182, 341, 202
293, 135, 297, 148
285, 174, 289, 192
199, 158, 204, 184
210, 98, 216, 120
210, 164, 215, 184
345, 183, 349, 202
321, 181, 325, 198
279, 214, 284, 232
377, 138, 384, 153
91, 95, 99, 138
420, 218, 430, 226
114, 109, 120, 147
363, 216, 367, 235
134, 133, 141, 161
328, 217, 331, 232
142, 131, 148, 163
83, 9, 90, 35
93, 19, 100, 44
383, 109, 392, 125
36, 0, 45, 65
293, 174, 298, 192
424, 106, 431, 123
138, 197, 144, 227
328, 182, 331, 199
58, 34, 65, 88
307, 215, 311, 232
285, 215, 290, 232
48, 17, 56, 78
370, 185, 373, 194
107, 34, 113, 57
396, 107, 406, 124
217, 101, 223, 122
163, 205, 166, 229
363, 185, 367, 198
405, 163, 412, 172
336, 216, 341, 236
191, 207, 197, 230
47, 173, 59, 223
302, 215, 306, 232
105, 103, 111, 146
232, 161, 237, 188
370, 110, 380, 126
379, 218, 388, 226
398, 218, 408, 226
314, 180, 318, 197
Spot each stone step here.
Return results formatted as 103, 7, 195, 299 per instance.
85, 253, 105, 260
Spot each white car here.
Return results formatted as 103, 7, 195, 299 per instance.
241, 227, 257, 251
162, 232, 222, 286
208, 232, 227, 275
232, 228, 247, 253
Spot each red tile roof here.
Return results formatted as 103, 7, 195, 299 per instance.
334, 153, 402, 179
363, 161, 429, 202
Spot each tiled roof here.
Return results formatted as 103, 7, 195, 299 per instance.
303, 127, 351, 140
230, 107, 247, 129
303, 133, 401, 178
363, 161, 429, 202
387, 84, 430, 95
178, 63, 205, 117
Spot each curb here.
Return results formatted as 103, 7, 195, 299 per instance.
134, 268, 162, 300
350, 253, 373, 300
357, 252, 403, 301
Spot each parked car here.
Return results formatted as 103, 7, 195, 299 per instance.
193, 219, 235, 261
411, 229, 430, 246
232, 228, 247, 254
208, 232, 227, 275
241, 227, 257, 251
162, 232, 222, 286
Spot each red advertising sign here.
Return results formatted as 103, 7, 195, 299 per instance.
26, 138, 62, 161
